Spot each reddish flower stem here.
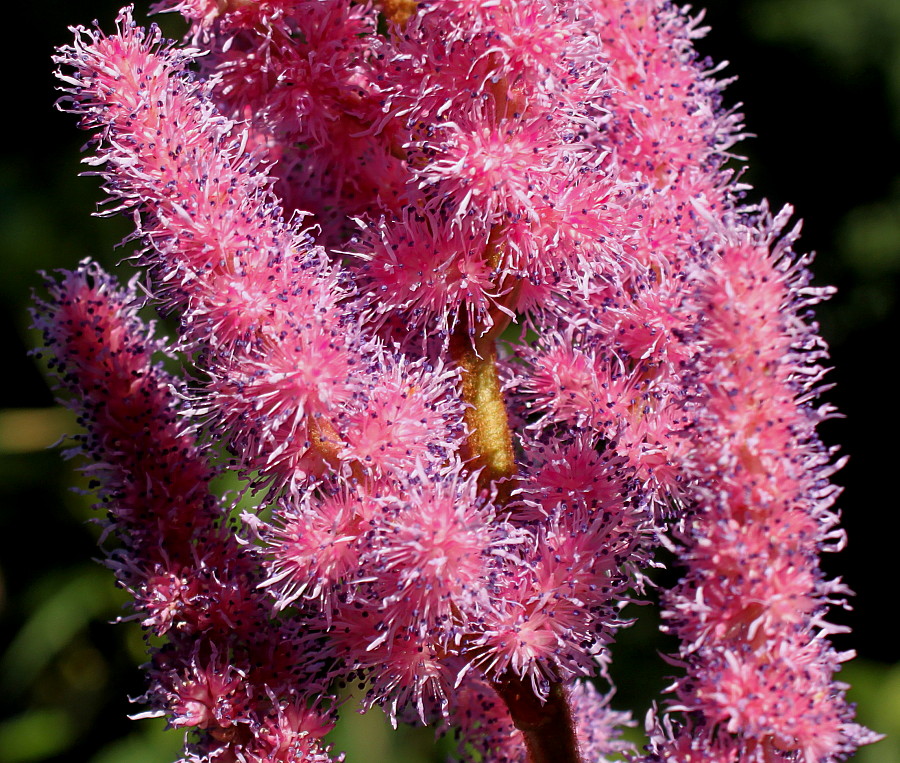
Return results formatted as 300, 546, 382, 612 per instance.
492, 677, 582, 763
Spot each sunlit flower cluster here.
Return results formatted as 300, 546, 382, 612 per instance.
34, 0, 874, 760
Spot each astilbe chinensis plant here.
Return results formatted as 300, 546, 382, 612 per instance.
33, 0, 879, 761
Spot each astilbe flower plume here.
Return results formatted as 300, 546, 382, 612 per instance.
33, 0, 877, 761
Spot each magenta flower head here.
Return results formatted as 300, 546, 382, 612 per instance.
34, 0, 878, 761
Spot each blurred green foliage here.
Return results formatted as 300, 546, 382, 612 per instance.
749, 0, 900, 125
745, 0, 900, 332
2, 0, 897, 760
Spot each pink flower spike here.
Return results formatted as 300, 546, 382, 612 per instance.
34, 262, 341, 762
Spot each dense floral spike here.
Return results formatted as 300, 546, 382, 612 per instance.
53, 8, 453, 496
32, 263, 219, 585
32, 263, 339, 763
645, 208, 879, 760
54, 9, 347, 415
42, 0, 873, 761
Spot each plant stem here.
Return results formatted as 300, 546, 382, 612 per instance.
493, 677, 582, 763
449, 326, 517, 502
449, 323, 581, 763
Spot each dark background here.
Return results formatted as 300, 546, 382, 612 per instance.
2, 0, 897, 760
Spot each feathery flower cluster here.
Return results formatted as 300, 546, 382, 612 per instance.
35, 0, 875, 761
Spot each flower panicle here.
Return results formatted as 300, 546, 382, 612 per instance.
648, 207, 877, 760
39, 0, 876, 761
31, 260, 218, 568
32, 261, 342, 762
54, 6, 393, 496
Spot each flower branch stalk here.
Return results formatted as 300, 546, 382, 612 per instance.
493, 677, 581, 763
449, 324, 517, 500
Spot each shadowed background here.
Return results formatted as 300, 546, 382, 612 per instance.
2, 0, 897, 760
